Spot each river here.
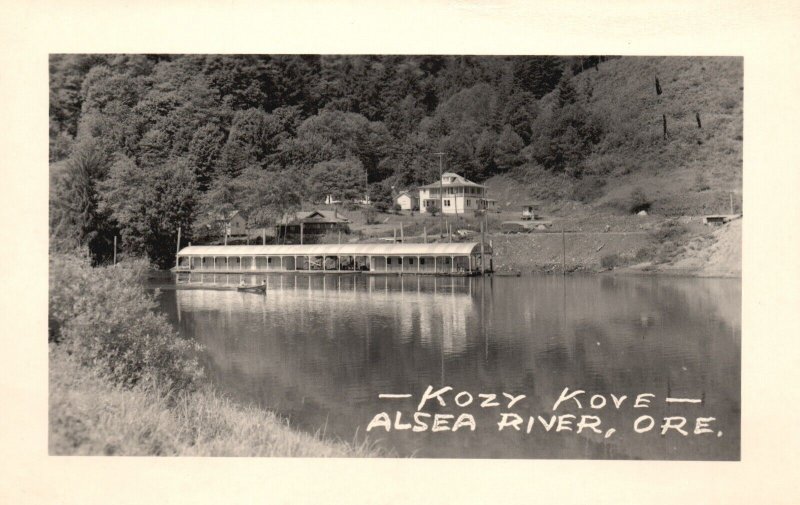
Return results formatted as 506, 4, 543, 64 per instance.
154, 273, 740, 460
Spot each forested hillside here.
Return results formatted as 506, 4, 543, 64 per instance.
49, 55, 742, 267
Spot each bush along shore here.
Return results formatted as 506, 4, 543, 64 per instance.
49, 253, 383, 456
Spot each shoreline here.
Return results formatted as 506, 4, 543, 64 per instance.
49, 347, 386, 457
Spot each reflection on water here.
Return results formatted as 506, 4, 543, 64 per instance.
156, 274, 740, 460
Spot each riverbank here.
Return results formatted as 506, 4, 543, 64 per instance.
48, 253, 383, 457
49, 349, 380, 456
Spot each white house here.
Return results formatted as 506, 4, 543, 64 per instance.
394, 191, 418, 211
418, 172, 493, 215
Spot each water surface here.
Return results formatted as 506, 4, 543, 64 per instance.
155, 273, 740, 460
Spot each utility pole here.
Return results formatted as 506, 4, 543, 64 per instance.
364, 165, 369, 205
434, 152, 445, 238
176, 226, 181, 268
113, 236, 117, 266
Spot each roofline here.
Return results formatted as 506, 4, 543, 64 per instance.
418, 181, 487, 189
177, 242, 491, 257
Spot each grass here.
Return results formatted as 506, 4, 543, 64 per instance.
49, 348, 385, 457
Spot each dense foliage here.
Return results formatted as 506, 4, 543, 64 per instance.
49, 55, 613, 266
49, 253, 204, 392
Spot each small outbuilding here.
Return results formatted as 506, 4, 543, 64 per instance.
394, 191, 418, 211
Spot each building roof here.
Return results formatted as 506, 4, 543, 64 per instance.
394, 191, 418, 199
418, 172, 486, 190
210, 209, 246, 221
280, 210, 350, 224
177, 242, 491, 257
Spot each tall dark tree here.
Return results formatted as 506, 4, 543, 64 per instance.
49, 139, 117, 263
512, 56, 564, 98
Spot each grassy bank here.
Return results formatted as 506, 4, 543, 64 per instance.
49, 349, 379, 456
48, 253, 382, 456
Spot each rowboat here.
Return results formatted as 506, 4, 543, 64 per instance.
236, 284, 267, 293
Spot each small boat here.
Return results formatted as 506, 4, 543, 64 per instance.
236, 284, 267, 293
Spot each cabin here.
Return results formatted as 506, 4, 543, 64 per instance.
521, 204, 540, 220
175, 242, 492, 275
703, 214, 741, 226
418, 172, 493, 215
208, 210, 248, 237
275, 210, 350, 241
394, 191, 418, 211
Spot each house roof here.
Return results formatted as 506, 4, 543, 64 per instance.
280, 210, 350, 224
211, 209, 246, 221
178, 242, 491, 257
418, 172, 486, 190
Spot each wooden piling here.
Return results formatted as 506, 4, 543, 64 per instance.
480, 220, 485, 274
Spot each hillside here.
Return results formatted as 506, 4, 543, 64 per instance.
499, 56, 742, 217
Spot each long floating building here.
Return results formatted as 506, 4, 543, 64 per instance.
175, 243, 492, 275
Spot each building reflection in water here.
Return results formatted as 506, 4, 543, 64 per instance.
165, 273, 740, 460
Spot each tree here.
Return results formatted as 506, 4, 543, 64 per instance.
218, 108, 284, 177
282, 110, 392, 174
493, 125, 524, 171
236, 167, 302, 232
99, 156, 198, 268
49, 139, 117, 263
187, 123, 226, 191
511, 56, 564, 98
307, 159, 365, 203
556, 73, 578, 108
195, 174, 240, 241
370, 180, 394, 213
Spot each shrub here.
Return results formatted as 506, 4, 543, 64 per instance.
570, 176, 607, 203
628, 187, 651, 214
693, 172, 710, 192
49, 253, 203, 393
600, 253, 620, 269
635, 246, 656, 262
650, 220, 689, 243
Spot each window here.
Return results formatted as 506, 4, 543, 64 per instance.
444, 200, 451, 207
420, 258, 426, 265
409, 258, 414, 265
387, 258, 392, 265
